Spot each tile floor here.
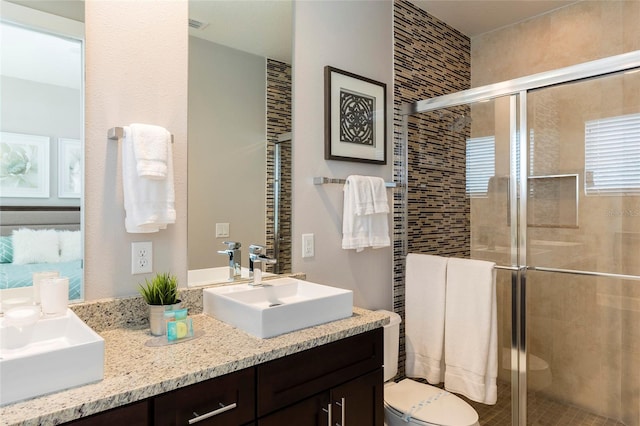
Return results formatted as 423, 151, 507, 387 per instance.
464, 381, 625, 426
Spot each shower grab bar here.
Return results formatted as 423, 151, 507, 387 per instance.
107, 127, 174, 143
313, 176, 397, 188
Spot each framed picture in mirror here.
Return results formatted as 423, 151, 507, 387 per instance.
324, 66, 386, 164
58, 138, 82, 198
0, 132, 50, 198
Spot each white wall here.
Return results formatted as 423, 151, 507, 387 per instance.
188, 38, 266, 270
84, 0, 188, 300
292, 1, 394, 310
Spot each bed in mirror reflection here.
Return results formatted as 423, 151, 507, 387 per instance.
0, 207, 83, 307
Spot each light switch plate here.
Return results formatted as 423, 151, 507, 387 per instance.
216, 223, 230, 238
302, 233, 314, 258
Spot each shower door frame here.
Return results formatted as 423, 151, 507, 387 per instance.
398, 49, 640, 426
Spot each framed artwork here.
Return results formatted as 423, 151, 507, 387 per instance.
0, 132, 50, 198
58, 138, 82, 198
324, 66, 387, 164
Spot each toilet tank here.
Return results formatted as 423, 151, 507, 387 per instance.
377, 310, 401, 382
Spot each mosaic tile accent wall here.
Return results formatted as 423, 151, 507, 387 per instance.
266, 59, 292, 274
393, 0, 471, 378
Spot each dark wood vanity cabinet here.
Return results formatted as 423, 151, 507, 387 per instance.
63, 328, 382, 426
256, 328, 384, 426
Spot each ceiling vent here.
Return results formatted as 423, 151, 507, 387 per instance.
188, 19, 209, 30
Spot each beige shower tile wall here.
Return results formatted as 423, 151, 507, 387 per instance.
472, 2, 640, 424
472, 0, 640, 86
393, 0, 471, 379
265, 59, 292, 274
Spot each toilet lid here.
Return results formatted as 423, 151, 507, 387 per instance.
385, 379, 479, 426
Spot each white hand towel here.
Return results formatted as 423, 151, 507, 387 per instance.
444, 257, 497, 405
130, 123, 170, 179
342, 175, 390, 252
370, 176, 389, 214
405, 253, 448, 384
350, 175, 376, 215
122, 126, 176, 233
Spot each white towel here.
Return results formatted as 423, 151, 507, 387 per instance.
444, 257, 497, 405
342, 175, 390, 252
405, 253, 447, 384
122, 126, 176, 233
130, 123, 170, 179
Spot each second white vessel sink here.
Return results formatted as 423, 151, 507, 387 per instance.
188, 266, 274, 287
0, 308, 104, 406
203, 277, 353, 338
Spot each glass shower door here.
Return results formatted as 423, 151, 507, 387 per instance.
525, 68, 640, 425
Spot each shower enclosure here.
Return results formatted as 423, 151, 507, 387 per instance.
398, 50, 640, 425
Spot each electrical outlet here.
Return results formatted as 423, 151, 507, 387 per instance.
132, 241, 153, 274
302, 233, 314, 258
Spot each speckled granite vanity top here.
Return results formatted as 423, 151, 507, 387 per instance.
0, 303, 389, 426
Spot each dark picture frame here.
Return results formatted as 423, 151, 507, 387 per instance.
324, 66, 387, 164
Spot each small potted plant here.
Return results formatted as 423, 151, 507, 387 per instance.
138, 272, 181, 336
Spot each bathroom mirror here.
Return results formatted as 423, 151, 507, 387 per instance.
187, 0, 292, 286
0, 1, 84, 303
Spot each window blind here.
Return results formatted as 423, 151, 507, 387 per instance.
585, 113, 640, 195
466, 136, 495, 197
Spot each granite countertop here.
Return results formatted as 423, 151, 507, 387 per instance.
1, 307, 390, 426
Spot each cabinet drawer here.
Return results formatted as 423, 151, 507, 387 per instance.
154, 368, 255, 426
257, 328, 382, 416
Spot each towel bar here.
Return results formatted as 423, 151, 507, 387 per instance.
313, 176, 397, 188
107, 127, 174, 143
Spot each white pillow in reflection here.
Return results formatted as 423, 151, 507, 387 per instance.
12, 228, 59, 264
58, 230, 81, 262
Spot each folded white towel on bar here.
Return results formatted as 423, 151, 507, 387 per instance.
342, 175, 390, 252
130, 123, 171, 179
444, 257, 498, 405
405, 253, 448, 384
122, 126, 176, 233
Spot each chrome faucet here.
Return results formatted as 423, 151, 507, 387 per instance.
248, 244, 277, 286
217, 241, 242, 281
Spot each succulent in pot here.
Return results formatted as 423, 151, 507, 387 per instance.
138, 272, 181, 336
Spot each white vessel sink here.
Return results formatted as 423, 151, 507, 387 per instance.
203, 277, 353, 338
0, 308, 104, 406
188, 266, 274, 287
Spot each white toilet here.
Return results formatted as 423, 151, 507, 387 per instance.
380, 310, 480, 426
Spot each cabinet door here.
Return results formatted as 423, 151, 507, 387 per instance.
257, 329, 383, 416
258, 393, 329, 426
259, 369, 384, 426
154, 368, 255, 426
330, 369, 384, 426
65, 400, 149, 426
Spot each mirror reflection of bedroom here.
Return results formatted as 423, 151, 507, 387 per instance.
0, 2, 84, 306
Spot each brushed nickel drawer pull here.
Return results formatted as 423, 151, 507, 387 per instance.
322, 403, 332, 426
189, 402, 237, 424
335, 397, 345, 426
